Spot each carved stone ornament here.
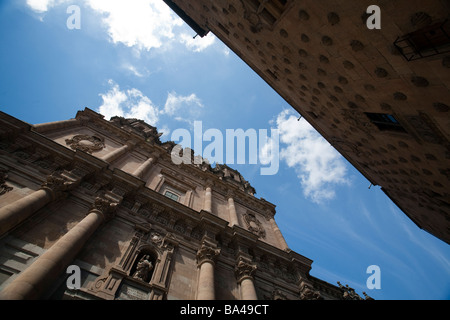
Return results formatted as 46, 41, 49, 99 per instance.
65, 134, 105, 154
243, 213, 266, 239
299, 281, 323, 300
239, 0, 280, 33
0, 169, 13, 196
149, 231, 163, 246
196, 243, 220, 266
235, 258, 257, 283
90, 196, 118, 221
271, 289, 288, 300
41, 173, 76, 198
132, 255, 154, 283
337, 281, 367, 300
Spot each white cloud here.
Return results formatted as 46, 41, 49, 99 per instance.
123, 63, 148, 78
26, 0, 65, 12
26, 0, 216, 53
271, 109, 349, 203
98, 80, 159, 125
97, 80, 128, 119
85, 0, 183, 51
163, 91, 203, 116
180, 32, 216, 52
158, 125, 171, 138
162, 91, 204, 126
97, 80, 205, 131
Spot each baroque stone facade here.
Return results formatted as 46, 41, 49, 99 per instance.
0, 108, 369, 300
161, 0, 450, 244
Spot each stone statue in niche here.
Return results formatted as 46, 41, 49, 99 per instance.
132, 255, 154, 283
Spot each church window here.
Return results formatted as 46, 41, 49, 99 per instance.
365, 113, 406, 133
164, 190, 180, 202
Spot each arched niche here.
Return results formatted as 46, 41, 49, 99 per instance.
129, 248, 159, 284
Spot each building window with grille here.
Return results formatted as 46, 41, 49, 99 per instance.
394, 19, 450, 61
365, 113, 406, 133
248, 0, 288, 26
164, 190, 180, 202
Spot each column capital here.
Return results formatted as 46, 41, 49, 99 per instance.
41, 172, 77, 200
90, 196, 118, 222
150, 150, 162, 160
205, 179, 214, 189
226, 189, 237, 199
235, 257, 257, 283
196, 241, 220, 267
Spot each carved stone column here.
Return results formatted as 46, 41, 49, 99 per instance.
133, 153, 158, 179
227, 193, 239, 227
0, 173, 76, 237
0, 196, 117, 300
235, 257, 258, 300
203, 185, 212, 213
101, 143, 132, 163
196, 241, 220, 300
269, 217, 289, 251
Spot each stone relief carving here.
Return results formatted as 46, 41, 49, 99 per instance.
41, 172, 77, 199
337, 281, 373, 300
239, 0, 288, 32
196, 242, 220, 266
235, 257, 257, 282
299, 281, 323, 300
0, 169, 13, 196
269, 288, 288, 300
90, 196, 118, 221
149, 231, 163, 246
65, 134, 105, 153
109, 117, 162, 145
243, 213, 266, 239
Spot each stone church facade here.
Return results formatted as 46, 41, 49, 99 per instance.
0, 108, 369, 300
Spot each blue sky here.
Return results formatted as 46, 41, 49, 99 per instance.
0, 1, 449, 300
